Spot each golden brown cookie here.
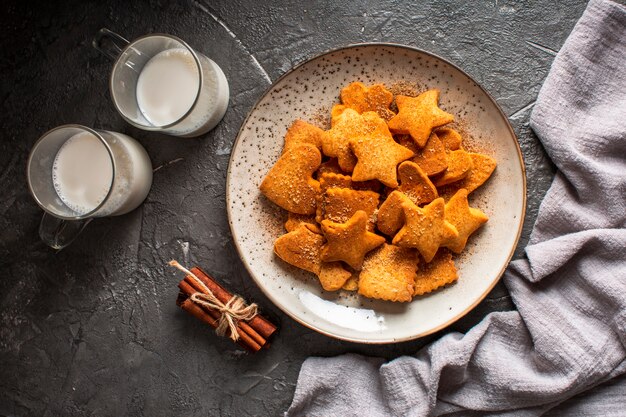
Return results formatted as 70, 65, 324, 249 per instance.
397, 161, 439, 206
318, 262, 353, 291
316, 158, 343, 178
349, 112, 414, 187
260, 143, 321, 214
322, 108, 370, 172
358, 244, 418, 302
388, 90, 454, 148
274, 223, 324, 274
443, 189, 488, 253
435, 127, 462, 151
342, 272, 359, 291
319, 172, 353, 191
330, 104, 349, 127
444, 153, 497, 195
284, 212, 321, 234
376, 190, 413, 236
432, 149, 473, 187
340, 81, 396, 121
321, 210, 385, 270
317, 187, 380, 230
392, 198, 459, 263
410, 133, 448, 176
283, 120, 324, 152
413, 250, 458, 295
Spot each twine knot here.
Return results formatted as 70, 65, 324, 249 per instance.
169, 260, 258, 341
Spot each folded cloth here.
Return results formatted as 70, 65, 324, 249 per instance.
286, 0, 626, 415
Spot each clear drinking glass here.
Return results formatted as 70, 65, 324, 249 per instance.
27, 125, 153, 249
93, 28, 229, 137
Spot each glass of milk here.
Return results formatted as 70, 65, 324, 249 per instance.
93, 28, 229, 137
27, 125, 153, 249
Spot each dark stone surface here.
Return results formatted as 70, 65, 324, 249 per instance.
0, 0, 590, 415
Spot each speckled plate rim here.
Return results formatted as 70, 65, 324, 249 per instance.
226, 42, 527, 344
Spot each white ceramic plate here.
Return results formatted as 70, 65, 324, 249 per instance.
226, 44, 526, 343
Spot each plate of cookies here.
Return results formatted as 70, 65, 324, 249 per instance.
227, 43, 525, 343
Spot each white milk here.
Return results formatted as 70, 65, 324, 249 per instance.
52, 131, 113, 215
136, 48, 200, 127
52, 131, 153, 217
135, 48, 229, 136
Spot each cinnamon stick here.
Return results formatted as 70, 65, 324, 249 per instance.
183, 276, 266, 347
191, 267, 278, 339
178, 280, 262, 352
185, 275, 267, 346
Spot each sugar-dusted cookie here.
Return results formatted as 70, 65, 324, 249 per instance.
318, 262, 353, 291
317, 187, 380, 230
444, 153, 497, 195
285, 212, 321, 234
444, 189, 488, 253
413, 250, 458, 295
283, 119, 324, 152
397, 161, 439, 206
388, 90, 454, 148
392, 198, 459, 263
319, 172, 353, 191
342, 272, 359, 291
340, 81, 396, 121
322, 108, 370, 172
410, 133, 448, 176
358, 244, 417, 302
376, 190, 413, 236
432, 149, 473, 187
274, 223, 324, 274
316, 158, 343, 178
435, 127, 462, 151
260, 143, 321, 214
349, 112, 414, 187
330, 104, 349, 127
321, 210, 385, 270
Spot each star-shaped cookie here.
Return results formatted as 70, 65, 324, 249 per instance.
321, 210, 385, 270
322, 108, 371, 172
444, 189, 488, 253
340, 81, 396, 121
392, 198, 459, 263
349, 112, 414, 187
397, 161, 438, 206
388, 90, 454, 148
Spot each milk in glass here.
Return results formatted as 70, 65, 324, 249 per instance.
51, 131, 152, 216
135, 48, 228, 136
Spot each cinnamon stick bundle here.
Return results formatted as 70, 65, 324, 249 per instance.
174, 265, 277, 352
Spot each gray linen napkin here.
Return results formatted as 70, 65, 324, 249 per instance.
286, 0, 626, 415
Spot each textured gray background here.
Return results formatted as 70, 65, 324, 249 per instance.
0, 0, 597, 415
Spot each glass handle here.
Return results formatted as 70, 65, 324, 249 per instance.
93, 28, 129, 61
39, 212, 93, 250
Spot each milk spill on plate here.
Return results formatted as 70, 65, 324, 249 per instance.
52, 131, 112, 215
298, 291, 387, 332
136, 48, 199, 127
